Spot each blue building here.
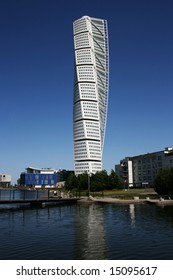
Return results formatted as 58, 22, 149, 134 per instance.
19, 167, 74, 188
20, 167, 57, 188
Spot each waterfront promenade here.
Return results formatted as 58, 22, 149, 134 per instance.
1, 188, 173, 208
78, 195, 173, 205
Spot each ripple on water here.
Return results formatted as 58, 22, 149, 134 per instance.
0, 203, 173, 259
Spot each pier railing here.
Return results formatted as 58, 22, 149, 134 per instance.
0, 189, 79, 202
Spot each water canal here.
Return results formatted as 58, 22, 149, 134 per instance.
0, 197, 173, 260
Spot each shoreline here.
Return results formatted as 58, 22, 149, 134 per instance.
78, 197, 173, 205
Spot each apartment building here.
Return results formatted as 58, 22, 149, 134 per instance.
115, 147, 173, 187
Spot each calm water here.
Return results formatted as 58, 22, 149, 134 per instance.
0, 200, 173, 260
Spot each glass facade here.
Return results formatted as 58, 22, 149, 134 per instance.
20, 173, 57, 186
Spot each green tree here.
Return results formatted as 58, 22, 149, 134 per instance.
65, 169, 124, 193
65, 172, 78, 190
78, 173, 88, 190
154, 168, 173, 195
108, 169, 124, 189
91, 170, 108, 191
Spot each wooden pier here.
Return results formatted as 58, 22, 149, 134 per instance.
0, 197, 79, 205
0, 189, 79, 208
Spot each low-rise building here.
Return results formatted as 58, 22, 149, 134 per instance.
115, 147, 173, 188
19, 167, 74, 188
20, 167, 57, 188
0, 173, 11, 187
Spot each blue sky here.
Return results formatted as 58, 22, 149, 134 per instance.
0, 0, 173, 184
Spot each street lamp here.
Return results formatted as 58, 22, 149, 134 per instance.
88, 173, 91, 197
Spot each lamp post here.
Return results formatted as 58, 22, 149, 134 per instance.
88, 173, 91, 197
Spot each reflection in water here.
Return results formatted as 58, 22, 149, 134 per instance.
1, 203, 173, 259
75, 203, 107, 259
129, 204, 135, 227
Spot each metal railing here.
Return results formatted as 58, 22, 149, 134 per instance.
0, 189, 79, 202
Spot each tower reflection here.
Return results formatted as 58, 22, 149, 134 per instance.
75, 203, 107, 259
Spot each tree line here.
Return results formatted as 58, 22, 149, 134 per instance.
154, 167, 173, 195
65, 167, 173, 195
65, 170, 124, 192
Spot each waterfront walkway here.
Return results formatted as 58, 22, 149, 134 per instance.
78, 196, 173, 205
1, 189, 173, 207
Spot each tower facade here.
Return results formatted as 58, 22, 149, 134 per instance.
73, 16, 109, 175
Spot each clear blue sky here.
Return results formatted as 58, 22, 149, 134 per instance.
0, 0, 173, 184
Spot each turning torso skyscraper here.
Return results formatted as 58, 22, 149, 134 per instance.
73, 16, 109, 175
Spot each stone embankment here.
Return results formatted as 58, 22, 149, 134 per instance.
146, 199, 173, 205
78, 196, 173, 205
